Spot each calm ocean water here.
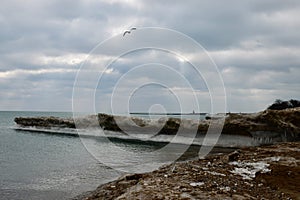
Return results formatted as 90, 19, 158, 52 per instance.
1, 111, 204, 200
0, 111, 124, 200
1, 111, 239, 200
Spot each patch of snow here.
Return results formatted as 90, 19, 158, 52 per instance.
229, 161, 271, 180
207, 171, 226, 177
220, 186, 231, 192
180, 193, 196, 199
264, 156, 298, 166
265, 156, 281, 162
190, 182, 205, 187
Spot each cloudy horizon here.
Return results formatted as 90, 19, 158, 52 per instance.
1, 0, 300, 113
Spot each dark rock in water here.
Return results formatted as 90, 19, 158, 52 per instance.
158, 118, 180, 135
98, 113, 122, 132
205, 116, 211, 120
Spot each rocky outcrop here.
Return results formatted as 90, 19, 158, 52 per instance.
73, 142, 300, 200
223, 108, 300, 140
14, 116, 76, 128
14, 108, 300, 141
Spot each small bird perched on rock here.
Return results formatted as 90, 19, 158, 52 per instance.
123, 27, 137, 36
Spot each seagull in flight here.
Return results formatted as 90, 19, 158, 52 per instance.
123, 27, 137, 37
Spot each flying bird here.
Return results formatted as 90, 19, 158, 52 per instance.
123, 30, 131, 36
123, 27, 137, 37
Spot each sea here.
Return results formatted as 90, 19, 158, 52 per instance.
1, 111, 124, 200
0, 111, 239, 200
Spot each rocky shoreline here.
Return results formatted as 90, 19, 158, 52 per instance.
14, 108, 300, 145
13, 108, 300, 199
73, 142, 300, 200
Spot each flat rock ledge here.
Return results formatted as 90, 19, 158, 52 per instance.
14, 108, 300, 140
73, 142, 300, 200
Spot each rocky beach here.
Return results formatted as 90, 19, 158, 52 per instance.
13, 107, 300, 199
73, 142, 300, 200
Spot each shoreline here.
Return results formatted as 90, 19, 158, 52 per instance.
73, 142, 300, 200
14, 108, 300, 145
12, 108, 300, 199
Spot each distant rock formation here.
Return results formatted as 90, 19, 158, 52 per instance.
14, 116, 76, 128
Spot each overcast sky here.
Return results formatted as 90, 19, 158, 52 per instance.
1, 0, 300, 113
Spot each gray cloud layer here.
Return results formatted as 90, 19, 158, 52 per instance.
1, 0, 299, 112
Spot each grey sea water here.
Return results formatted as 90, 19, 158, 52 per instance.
0, 111, 124, 200
0, 111, 237, 200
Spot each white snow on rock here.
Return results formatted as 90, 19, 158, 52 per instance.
207, 171, 226, 177
264, 156, 298, 166
263, 156, 282, 162
190, 182, 205, 187
229, 161, 271, 180
220, 186, 231, 192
